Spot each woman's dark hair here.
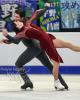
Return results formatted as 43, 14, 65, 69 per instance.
12, 22, 20, 33
15, 8, 25, 18
12, 8, 25, 32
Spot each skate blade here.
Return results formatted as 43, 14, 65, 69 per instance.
55, 87, 65, 91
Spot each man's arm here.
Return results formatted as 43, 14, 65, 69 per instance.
28, 3, 50, 22
6, 35, 20, 44
2, 29, 21, 44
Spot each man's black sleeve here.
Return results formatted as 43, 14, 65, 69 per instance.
6, 35, 21, 44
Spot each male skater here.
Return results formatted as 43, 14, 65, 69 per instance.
1, 3, 68, 90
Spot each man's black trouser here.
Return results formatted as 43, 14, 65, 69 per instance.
15, 46, 68, 89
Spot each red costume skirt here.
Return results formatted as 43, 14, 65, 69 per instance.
25, 26, 63, 63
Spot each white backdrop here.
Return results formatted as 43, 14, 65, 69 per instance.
0, 32, 80, 66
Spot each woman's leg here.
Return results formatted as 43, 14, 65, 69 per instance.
53, 38, 80, 52
51, 60, 60, 80
37, 51, 69, 89
51, 60, 64, 90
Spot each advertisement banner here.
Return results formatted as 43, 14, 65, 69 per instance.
0, 0, 37, 32
60, 0, 80, 29
39, 0, 60, 32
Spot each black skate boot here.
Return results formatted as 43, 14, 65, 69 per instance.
58, 74, 69, 90
21, 81, 33, 89
64, 86, 69, 90
16, 67, 33, 89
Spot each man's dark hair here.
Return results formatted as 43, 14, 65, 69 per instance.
15, 8, 25, 18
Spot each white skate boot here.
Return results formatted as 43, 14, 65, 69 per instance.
54, 79, 65, 91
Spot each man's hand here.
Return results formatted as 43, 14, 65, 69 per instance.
0, 40, 4, 44
0, 39, 11, 44
2, 29, 8, 37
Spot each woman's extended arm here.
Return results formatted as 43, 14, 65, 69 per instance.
28, 3, 50, 22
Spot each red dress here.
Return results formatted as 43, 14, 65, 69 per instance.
15, 23, 63, 63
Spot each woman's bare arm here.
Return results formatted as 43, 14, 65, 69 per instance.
28, 3, 50, 22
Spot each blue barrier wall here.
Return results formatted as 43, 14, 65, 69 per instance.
0, 66, 80, 74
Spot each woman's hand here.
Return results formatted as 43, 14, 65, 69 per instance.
44, 3, 50, 8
